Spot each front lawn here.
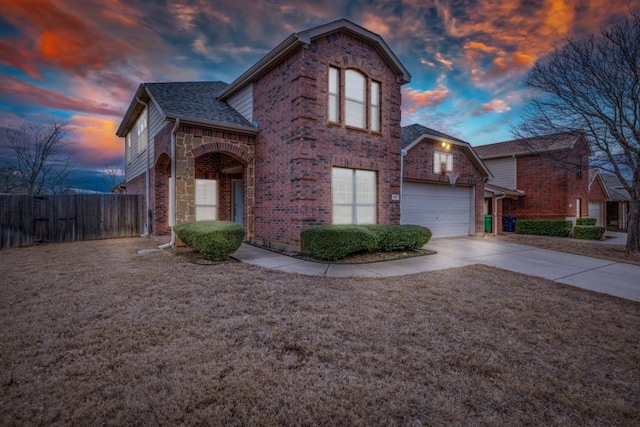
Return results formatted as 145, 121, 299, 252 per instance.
1, 238, 638, 425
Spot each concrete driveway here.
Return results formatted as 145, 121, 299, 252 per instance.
233, 236, 640, 302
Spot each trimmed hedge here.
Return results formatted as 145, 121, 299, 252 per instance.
362, 224, 432, 251
515, 220, 572, 237
301, 224, 432, 261
573, 225, 606, 240
576, 217, 597, 226
174, 220, 245, 260
300, 225, 379, 261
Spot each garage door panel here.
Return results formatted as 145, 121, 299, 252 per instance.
401, 182, 472, 238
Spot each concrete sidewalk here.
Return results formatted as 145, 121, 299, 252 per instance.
232, 235, 640, 303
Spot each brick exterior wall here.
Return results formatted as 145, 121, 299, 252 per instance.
403, 138, 486, 235
252, 31, 404, 250
502, 146, 590, 220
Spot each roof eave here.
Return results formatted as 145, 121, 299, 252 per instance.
116, 85, 149, 137
405, 132, 493, 179
167, 114, 258, 135
218, 19, 411, 100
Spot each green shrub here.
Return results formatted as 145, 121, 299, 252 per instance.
362, 224, 432, 251
515, 220, 572, 237
573, 225, 606, 240
576, 217, 597, 226
174, 221, 245, 260
301, 225, 378, 261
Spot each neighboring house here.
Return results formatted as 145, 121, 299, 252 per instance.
400, 124, 491, 237
601, 173, 631, 231
587, 169, 609, 226
474, 132, 591, 232
116, 19, 412, 251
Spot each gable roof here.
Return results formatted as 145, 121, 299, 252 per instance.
601, 173, 631, 201
474, 132, 586, 159
116, 81, 256, 137
401, 124, 491, 178
588, 169, 611, 200
218, 19, 411, 100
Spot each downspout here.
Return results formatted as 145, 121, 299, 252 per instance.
399, 149, 407, 224
135, 96, 151, 238
159, 118, 180, 250
494, 193, 506, 236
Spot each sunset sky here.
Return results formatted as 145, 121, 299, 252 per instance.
0, 0, 635, 191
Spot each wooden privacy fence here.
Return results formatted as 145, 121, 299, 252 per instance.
0, 194, 144, 249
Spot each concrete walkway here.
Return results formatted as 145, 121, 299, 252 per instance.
232, 233, 640, 303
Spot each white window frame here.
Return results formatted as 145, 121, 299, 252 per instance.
332, 167, 376, 224
136, 108, 148, 155
434, 151, 453, 174
370, 80, 380, 132
344, 69, 367, 129
195, 179, 218, 221
125, 133, 131, 164
328, 67, 340, 123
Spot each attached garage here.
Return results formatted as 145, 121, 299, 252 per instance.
401, 182, 474, 238
588, 202, 604, 226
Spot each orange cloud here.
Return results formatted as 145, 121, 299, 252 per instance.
69, 116, 123, 165
0, 76, 123, 117
402, 85, 450, 114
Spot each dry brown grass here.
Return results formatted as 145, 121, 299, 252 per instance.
1, 238, 639, 426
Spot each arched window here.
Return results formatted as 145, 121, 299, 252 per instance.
328, 67, 381, 132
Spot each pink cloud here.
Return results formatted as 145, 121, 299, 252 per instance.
68, 116, 123, 165
0, 76, 123, 117
402, 85, 450, 114
481, 99, 511, 113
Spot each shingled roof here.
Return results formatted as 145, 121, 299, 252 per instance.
401, 123, 467, 149
474, 132, 584, 159
116, 81, 255, 136
601, 173, 631, 201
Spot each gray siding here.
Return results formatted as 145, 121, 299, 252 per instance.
227, 84, 253, 123
484, 157, 517, 189
125, 106, 151, 182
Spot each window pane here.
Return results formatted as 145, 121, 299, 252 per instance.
333, 206, 353, 224
370, 81, 380, 131
356, 206, 376, 224
345, 70, 365, 101
345, 99, 366, 128
345, 70, 366, 129
195, 179, 217, 220
355, 170, 376, 204
446, 154, 453, 171
328, 67, 339, 122
332, 167, 353, 204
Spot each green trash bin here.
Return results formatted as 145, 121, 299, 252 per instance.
484, 214, 492, 233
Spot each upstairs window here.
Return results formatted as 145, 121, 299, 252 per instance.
434, 151, 453, 174
328, 67, 381, 132
125, 134, 131, 164
328, 67, 340, 123
136, 108, 148, 155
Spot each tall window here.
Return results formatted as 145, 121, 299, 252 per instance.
125, 134, 131, 163
332, 167, 376, 224
370, 81, 380, 132
434, 151, 453, 174
344, 70, 366, 128
328, 67, 339, 123
328, 67, 381, 131
195, 179, 218, 220
136, 108, 147, 155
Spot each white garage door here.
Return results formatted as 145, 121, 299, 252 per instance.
401, 182, 472, 238
588, 202, 603, 226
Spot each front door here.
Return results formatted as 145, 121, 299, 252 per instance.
233, 181, 244, 225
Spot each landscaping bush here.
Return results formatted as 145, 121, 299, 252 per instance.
174, 221, 245, 260
362, 224, 432, 251
515, 220, 572, 237
301, 225, 378, 261
573, 225, 606, 240
576, 217, 597, 226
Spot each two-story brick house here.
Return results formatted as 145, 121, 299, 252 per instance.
475, 132, 591, 232
117, 19, 412, 251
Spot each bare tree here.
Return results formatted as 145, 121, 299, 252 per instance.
513, 10, 640, 254
0, 122, 76, 195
